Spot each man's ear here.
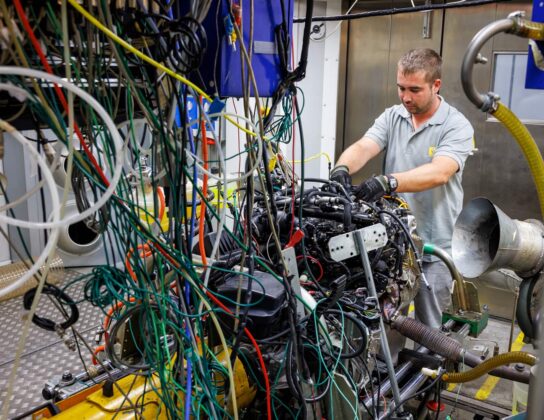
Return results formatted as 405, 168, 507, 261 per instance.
433, 78, 442, 94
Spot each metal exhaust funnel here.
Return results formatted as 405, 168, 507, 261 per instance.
452, 197, 544, 278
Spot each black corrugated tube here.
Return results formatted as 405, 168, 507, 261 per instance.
392, 315, 464, 360
392, 315, 531, 383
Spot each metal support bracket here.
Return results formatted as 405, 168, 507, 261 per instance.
422, 0, 432, 39
281, 246, 306, 319
328, 223, 387, 262
353, 229, 404, 413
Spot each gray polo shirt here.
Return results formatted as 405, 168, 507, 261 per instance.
364, 98, 474, 260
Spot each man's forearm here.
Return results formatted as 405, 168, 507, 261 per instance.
336, 139, 378, 174
392, 162, 452, 193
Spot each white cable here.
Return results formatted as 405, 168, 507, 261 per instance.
184, 111, 263, 183
313, 0, 360, 43
0, 177, 45, 212
0, 66, 124, 230
0, 121, 61, 298
0, 135, 67, 213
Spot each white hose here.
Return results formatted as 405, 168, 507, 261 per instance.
0, 66, 124, 230
0, 122, 60, 298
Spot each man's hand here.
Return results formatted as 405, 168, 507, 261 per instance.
330, 165, 352, 189
356, 175, 397, 202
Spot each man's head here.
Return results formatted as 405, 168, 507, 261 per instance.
397, 48, 442, 116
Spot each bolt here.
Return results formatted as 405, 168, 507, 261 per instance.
475, 53, 488, 65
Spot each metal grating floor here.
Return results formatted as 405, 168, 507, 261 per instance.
0, 272, 521, 419
0, 270, 104, 419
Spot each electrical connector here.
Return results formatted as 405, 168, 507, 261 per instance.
421, 367, 441, 379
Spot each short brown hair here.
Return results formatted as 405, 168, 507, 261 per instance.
398, 48, 442, 83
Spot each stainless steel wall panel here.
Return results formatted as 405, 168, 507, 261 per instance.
337, 0, 543, 317
386, 9, 443, 106
440, 5, 498, 208
342, 13, 392, 183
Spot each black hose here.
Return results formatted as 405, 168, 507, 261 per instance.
392, 315, 531, 383
392, 315, 462, 361
301, 207, 351, 223
517, 275, 539, 339
23, 284, 79, 332
302, 189, 353, 228
343, 202, 353, 229
378, 209, 421, 263
294, 0, 510, 22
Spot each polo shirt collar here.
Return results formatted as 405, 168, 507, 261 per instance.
398, 95, 449, 125
427, 96, 448, 125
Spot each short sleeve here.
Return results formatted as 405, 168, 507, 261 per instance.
434, 112, 474, 171
363, 110, 390, 151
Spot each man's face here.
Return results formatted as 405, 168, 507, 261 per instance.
397, 69, 441, 115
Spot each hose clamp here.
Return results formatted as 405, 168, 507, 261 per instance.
480, 92, 500, 113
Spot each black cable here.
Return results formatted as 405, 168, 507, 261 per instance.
294, 98, 327, 296
301, 347, 332, 404
395, 375, 442, 411
264, 1, 314, 129
303, 177, 353, 201
23, 284, 79, 332
291, 0, 314, 82
34, 127, 49, 243
294, 0, 511, 22
435, 380, 442, 420
284, 340, 308, 416
229, 158, 256, 367
378, 209, 422, 262
360, 358, 377, 418
316, 309, 369, 359
105, 303, 176, 372
168, 16, 208, 74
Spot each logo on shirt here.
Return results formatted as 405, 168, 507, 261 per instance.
428, 146, 436, 157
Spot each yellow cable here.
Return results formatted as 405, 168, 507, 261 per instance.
67, 0, 209, 100
179, 269, 239, 418
67, 0, 258, 138
289, 151, 332, 164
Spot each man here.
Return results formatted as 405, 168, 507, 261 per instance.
331, 48, 474, 328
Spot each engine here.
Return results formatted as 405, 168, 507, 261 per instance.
250, 181, 422, 316
187, 179, 424, 417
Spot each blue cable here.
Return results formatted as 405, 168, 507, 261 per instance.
181, 86, 198, 420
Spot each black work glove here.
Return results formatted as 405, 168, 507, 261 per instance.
330, 165, 352, 189
355, 175, 397, 202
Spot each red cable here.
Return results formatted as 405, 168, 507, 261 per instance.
204, 288, 273, 420
13, 0, 109, 186
147, 236, 273, 420
194, 100, 272, 419
15, 3, 272, 415
198, 97, 209, 263
296, 254, 324, 282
